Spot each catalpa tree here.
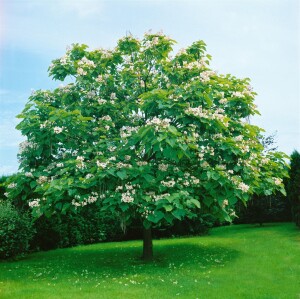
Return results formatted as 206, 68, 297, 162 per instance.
7, 32, 288, 259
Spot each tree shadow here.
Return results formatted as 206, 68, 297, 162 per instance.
1, 240, 240, 282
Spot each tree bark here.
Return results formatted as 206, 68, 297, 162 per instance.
142, 227, 153, 260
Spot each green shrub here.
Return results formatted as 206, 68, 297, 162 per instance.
234, 193, 291, 225
288, 150, 300, 227
31, 205, 124, 251
0, 201, 34, 259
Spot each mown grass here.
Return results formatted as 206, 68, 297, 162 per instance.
0, 223, 299, 299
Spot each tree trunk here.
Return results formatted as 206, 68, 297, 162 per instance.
142, 227, 153, 260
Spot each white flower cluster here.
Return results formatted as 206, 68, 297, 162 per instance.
100, 115, 112, 122
72, 192, 99, 208
54, 126, 64, 134
77, 68, 87, 76
37, 176, 48, 184
183, 58, 208, 70
199, 70, 216, 83
96, 161, 107, 168
29, 198, 40, 208
116, 162, 132, 169
176, 172, 200, 187
110, 93, 117, 100
261, 157, 270, 164
158, 163, 169, 171
146, 117, 171, 131
78, 57, 96, 68
60, 55, 69, 65
219, 98, 228, 104
222, 199, 229, 208
141, 207, 154, 219
76, 156, 86, 169
98, 98, 107, 105
186, 106, 228, 125
25, 172, 34, 178
146, 192, 170, 202
96, 74, 105, 83
161, 179, 176, 188
234, 135, 243, 142
232, 91, 244, 98
120, 126, 139, 138
19, 140, 36, 154
137, 161, 148, 166
116, 183, 137, 203
40, 120, 50, 129
237, 182, 250, 193
108, 146, 116, 152
274, 178, 282, 185
8, 183, 17, 189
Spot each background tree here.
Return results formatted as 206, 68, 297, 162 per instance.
287, 150, 300, 226
6, 32, 288, 259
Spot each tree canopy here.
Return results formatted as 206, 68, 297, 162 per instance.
6, 32, 288, 250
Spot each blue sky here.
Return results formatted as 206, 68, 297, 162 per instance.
0, 0, 299, 175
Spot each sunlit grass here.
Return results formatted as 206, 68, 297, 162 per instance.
0, 223, 299, 299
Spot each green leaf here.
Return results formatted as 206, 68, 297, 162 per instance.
189, 198, 201, 208
147, 210, 164, 224
30, 181, 37, 189
116, 170, 127, 180
164, 205, 173, 212
142, 174, 155, 183
172, 209, 186, 220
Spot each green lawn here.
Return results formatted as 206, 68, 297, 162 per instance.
0, 223, 299, 299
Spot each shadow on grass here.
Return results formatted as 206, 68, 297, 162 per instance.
0, 241, 240, 282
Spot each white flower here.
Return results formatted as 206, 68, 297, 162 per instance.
108, 146, 116, 152
96, 75, 104, 83
124, 155, 131, 161
146, 117, 171, 131
54, 126, 63, 134
37, 176, 48, 184
77, 68, 87, 76
98, 98, 107, 105
25, 172, 34, 178
97, 161, 107, 168
76, 156, 84, 162
8, 183, 17, 189
274, 178, 282, 185
29, 199, 40, 208
234, 135, 243, 142
161, 179, 176, 188
158, 163, 168, 171
100, 115, 112, 121
219, 98, 228, 104
121, 193, 134, 203
238, 182, 249, 193
56, 163, 64, 167
78, 57, 95, 68
110, 93, 117, 100
232, 91, 244, 98
199, 70, 216, 83
222, 199, 229, 208
60, 55, 68, 65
